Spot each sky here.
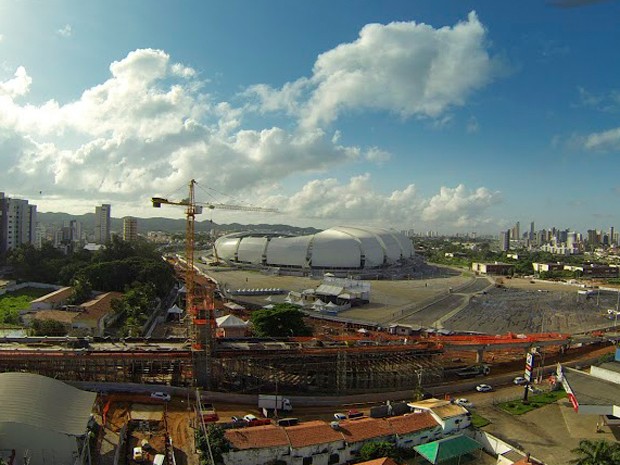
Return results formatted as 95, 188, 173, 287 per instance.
1, 0, 620, 235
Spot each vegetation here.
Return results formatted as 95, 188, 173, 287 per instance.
357, 441, 411, 462
31, 319, 68, 336
111, 283, 157, 336
195, 424, 231, 465
250, 303, 312, 337
470, 412, 491, 428
0, 288, 49, 326
570, 439, 620, 465
498, 390, 566, 415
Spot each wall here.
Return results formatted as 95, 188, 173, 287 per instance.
590, 365, 620, 385
290, 441, 344, 465
222, 445, 290, 465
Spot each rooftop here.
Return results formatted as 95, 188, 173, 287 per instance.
385, 412, 438, 435
31, 287, 73, 304
284, 420, 343, 447
225, 425, 289, 450
338, 417, 393, 443
74, 291, 123, 324
32, 310, 79, 325
563, 366, 620, 407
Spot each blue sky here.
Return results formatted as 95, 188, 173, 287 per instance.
1, 0, 619, 234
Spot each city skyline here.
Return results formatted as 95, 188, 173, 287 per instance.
1, 1, 620, 233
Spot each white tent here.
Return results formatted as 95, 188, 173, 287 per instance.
216, 314, 248, 328
167, 304, 183, 316
325, 301, 339, 308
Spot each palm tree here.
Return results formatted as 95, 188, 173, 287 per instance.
570, 439, 620, 465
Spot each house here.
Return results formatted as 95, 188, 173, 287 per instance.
407, 399, 471, 434
29, 287, 74, 311
336, 417, 395, 462
216, 314, 250, 338
385, 412, 442, 448
284, 420, 345, 465
224, 425, 291, 465
71, 292, 123, 336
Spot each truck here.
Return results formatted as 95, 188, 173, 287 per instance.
455, 364, 491, 378
258, 394, 293, 412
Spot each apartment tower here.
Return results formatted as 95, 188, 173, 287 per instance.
94, 204, 111, 244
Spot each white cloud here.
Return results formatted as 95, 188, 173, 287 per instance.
582, 127, 620, 151
249, 11, 502, 129
0, 66, 32, 97
365, 146, 391, 164
57, 24, 72, 38
268, 174, 500, 230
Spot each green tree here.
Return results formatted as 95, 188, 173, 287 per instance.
31, 319, 68, 336
570, 439, 620, 465
358, 442, 398, 462
250, 304, 312, 337
195, 424, 231, 465
67, 278, 93, 305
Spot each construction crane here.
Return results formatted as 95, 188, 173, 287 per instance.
152, 179, 277, 386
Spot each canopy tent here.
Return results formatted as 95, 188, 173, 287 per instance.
167, 304, 183, 315
216, 314, 248, 328
414, 434, 482, 464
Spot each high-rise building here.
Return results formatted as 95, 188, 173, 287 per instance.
0, 192, 37, 256
123, 216, 138, 242
499, 230, 510, 251
610, 226, 615, 246
94, 204, 111, 244
529, 222, 535, 240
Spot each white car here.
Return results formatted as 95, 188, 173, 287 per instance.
475, 384, 493, 392
334, 413, 347, 420
513, 376, 527, 385
454, 398, 473, 408
150, 391, 171, 401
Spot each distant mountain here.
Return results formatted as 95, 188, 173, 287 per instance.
37, 212, 321, 236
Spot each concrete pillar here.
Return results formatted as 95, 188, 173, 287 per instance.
476, 348, 484, 363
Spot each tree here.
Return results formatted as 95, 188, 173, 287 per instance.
358, 442, 399, 462
31, 319, 68, 336
250, 304, 312, 337
195, 424, 231, 465
570, 439, 620, 465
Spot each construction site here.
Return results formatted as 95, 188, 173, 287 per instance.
0, 181, 617, 397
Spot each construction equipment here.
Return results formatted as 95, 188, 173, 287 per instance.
152, 179, 277, 386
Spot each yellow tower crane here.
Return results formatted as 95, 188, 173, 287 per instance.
152, 179, 277, 387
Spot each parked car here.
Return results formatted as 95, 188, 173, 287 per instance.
150, 391, 171, 401
475, 384, 493, 392
334, 413, 347, 420
454, 398, 473, 408
513, 376, 527, 385
347, 410, 364, 419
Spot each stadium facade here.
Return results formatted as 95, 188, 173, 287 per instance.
213, 226, 414, 270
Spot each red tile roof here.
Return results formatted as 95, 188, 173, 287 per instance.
73, 292, 123, 325
31, 287, 74, 304
225, 425, 289, 450
386, 412, 438, 435
337, 417, 393, 443
32, 310, 79, 325
284, 420, 343, 447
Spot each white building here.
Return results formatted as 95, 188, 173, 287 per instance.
407, 399, 472, 434
214, 226, 414, 270
0, 192, 37, 256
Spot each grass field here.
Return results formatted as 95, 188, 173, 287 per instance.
0, 288, 50, 326
498, 390, 567, 415
470, 412, 491, 428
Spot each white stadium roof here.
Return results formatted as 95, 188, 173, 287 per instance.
214, 226, 413, 270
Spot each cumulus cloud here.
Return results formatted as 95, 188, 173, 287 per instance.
248, 11, 502, 129
0, 49, 367, 211
0, 66, 32, 97
57, 24, 72, 38
365, 147, 391, 164
268, 174, 499, 229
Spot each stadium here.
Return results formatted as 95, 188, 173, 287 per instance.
213, 226, 414, 271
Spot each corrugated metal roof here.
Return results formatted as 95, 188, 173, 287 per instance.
0, 373, 96, 436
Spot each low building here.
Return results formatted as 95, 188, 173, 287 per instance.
223, 425, 291, 465
531, 262, 564, 274
385, 412, 442, 447
216, 314, 249, 338
471, 262, 515, 276
337, 417, 395, 462
0, 372, 96, 465
558, 349, 620, 426
29, 286, 74, 311
285, 420, 345, 465
407, 399, 471, 434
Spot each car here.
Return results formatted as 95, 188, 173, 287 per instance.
150, 391, 171, 402
513, 376, 527, 385
334, 413, 347, 420
243, 414, 258, 422
347, 409, 364, 419
475, 384, 493, 392
132, 446, 144, 462
454, 398, 473, 408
